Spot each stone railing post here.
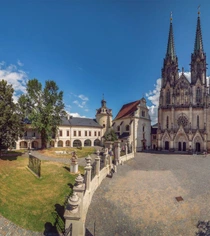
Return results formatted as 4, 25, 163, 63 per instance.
64, 191, 83, 236
114, 140, 121, 165
103, 148, 108, 166
85, 155, 92, 191
95, 150, 100, 175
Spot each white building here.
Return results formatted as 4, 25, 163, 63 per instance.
113, 98, 151, 152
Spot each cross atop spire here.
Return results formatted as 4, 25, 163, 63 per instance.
194, 7, 204, 53
166, 12, 176, 61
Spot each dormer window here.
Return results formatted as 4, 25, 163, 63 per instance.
126, 125, 129, 131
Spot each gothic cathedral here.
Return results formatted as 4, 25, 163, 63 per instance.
157, 12, 210, 153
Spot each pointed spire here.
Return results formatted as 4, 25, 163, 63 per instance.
166, 12, 176, 60
194, 7, 203, 52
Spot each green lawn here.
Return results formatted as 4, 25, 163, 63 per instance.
39, 146, 96, 158
0, 155, 84, 232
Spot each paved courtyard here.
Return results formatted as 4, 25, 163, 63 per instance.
85, 152, 210, 236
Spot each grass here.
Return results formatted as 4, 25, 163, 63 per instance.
0, 155, 84, 232
39, 147, 96, 158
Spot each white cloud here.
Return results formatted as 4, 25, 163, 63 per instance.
66, 111, 86, 118
0, 61, 28, 102
70, 93, 89, 111
146, 78, 161, 124
78, 94, 88, 101
17, 60, 24, 67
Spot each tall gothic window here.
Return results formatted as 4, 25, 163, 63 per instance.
196, 87, 201, 103
197, 115, 199, 128
166, 116, 169, 129
166, 90, 170, 105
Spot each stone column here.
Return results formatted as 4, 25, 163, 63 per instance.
114, 140, 121, 165
84, 155, 92, 191
95, 150, 100, 175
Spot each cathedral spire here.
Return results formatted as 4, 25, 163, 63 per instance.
166, 12, 176, 60
194, 8, 204, 53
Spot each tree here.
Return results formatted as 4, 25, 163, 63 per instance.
104, 129, 118, 142
0, 80, 24, 153
18, 79, 66, 148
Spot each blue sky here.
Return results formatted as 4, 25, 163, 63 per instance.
1, 0, 210, 124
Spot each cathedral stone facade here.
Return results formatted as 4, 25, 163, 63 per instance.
158, 12, 210, 153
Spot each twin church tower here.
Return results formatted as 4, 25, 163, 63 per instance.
158, 11, 210, 152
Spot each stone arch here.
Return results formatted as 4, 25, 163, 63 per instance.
84, 139, 91, 146
73, 139, 82, 147
50, 140, 55, 147
20, 141, 27, 148
31, 141, 38, 149
193, 135, 203, 152
174, 133, 189, 151
58, 140, 63, 147
94, 139, 101, 146
162, 132, 170, 150
66, 140, 70, 147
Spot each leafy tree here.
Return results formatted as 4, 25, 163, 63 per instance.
0, 80, 24, 154
104, 129, 118, 141
18, 79, 66, 148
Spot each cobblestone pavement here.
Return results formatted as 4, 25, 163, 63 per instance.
85, 152, 210, 236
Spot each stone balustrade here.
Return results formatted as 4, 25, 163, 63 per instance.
64, 142, 134, 236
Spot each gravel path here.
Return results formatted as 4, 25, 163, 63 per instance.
85, 152, 210, 236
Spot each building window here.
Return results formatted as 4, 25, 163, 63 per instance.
94, 131, 97, 136
166, 90, 170, 104
74, 131, 76, 136
89, 131, 91, 136
126, 125, 129, 131
98, 131, 100, 136
197, 115, 199, 128
67, 130, 69, 136
103, 124, 105, 128
142, 111, 145, 117
117, 126, 120, 131
196, 87, 201, 103
153, 135, 156, 140
59, 130, 62, 137
24, 131, 27, 137
78, 131, 81, 136
85, 131, 87, 136
33, 132, 36, 137
166, 116, 169, 129
143, 126, 145, 132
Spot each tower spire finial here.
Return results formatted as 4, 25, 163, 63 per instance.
198, 5, 200, 15
170, 11, 172, 22
166, 12, 176, 60
194, 7, 203, 52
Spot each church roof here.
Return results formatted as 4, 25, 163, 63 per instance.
166, 14, 176, 61
194, 13, 203, 53
114, 100, 140, 120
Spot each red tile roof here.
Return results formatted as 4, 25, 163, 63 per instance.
114, 100, 140, 120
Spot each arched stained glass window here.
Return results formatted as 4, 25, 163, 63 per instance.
166, 116, 169, 129
197, 115, 199, 128
196, 87, 201, 103
166, 90, 170, 104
